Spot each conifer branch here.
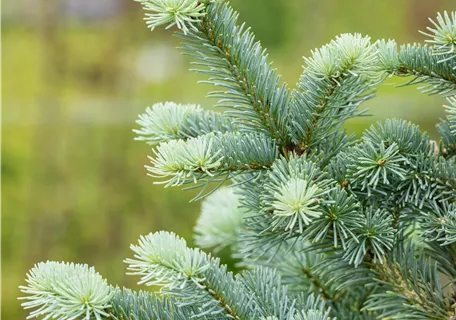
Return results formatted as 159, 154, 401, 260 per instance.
19, 262, 114, 320
438, 96, 456, 158
146, 131, 278, 198
377, 40, 456, 95
194, 186, 245, 252
134, 101, 235, 144
289, 34, 380, 154
177, 2, 291, 146
365, 244, 453, 319
421, 11, 456, 68
109, 288, 211, 320
125, 231, 249, 318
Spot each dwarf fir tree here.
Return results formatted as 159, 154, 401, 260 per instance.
20, 2, 456, 319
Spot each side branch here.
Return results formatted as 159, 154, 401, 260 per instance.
178, 2, 291, 147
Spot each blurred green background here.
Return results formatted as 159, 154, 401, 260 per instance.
2, 0, 455, 318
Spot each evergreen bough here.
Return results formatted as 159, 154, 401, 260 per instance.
20, 2, 456, 319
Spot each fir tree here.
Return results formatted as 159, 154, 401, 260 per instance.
20, 2, 456, 319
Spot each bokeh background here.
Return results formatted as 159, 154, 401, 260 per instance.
2, 0, 455, 318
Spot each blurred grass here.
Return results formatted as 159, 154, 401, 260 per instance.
2, 0, 455, 318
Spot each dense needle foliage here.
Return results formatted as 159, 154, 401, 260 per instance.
20, 3, 456, 320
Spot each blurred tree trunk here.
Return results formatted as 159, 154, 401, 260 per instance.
28, 0, 68, 263
38, 0, 65, 117
409, 0, 450, 36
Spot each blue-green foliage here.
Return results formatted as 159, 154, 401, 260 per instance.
20, 2, 456, 320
